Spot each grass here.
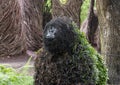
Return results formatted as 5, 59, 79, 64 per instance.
0, 57, 34, 85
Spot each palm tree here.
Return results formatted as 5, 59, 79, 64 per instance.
0, 0, 43, 57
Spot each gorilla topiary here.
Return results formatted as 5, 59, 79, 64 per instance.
34, 17, 107, 85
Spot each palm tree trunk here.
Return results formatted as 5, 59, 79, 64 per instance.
0, 0, 43, 57
52, 0, 83, 28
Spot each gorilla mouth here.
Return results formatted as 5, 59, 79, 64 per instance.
44, 37, 57, 46
44, 37, 67, 54
44, 38, 58, 49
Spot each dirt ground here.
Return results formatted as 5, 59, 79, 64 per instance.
0, 51, 35, 76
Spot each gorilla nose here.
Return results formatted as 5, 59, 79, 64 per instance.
44, 33, 55, 40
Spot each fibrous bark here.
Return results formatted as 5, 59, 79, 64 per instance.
52, 0, 83, 28
0, 0, 26, 56
19, 0, 43, 51
0, 0, 43, 57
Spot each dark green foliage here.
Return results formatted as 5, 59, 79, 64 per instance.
73, 23, 108, 85
44, 0, 52, 13
34, 17, 107, 85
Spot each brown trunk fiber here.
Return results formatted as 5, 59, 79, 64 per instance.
20, 0, 43, 51
0, 0, 43, 57
52, 0, 83, 28
0, 0, 26, 56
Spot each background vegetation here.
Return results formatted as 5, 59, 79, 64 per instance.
81, 0, 90, 22
0, 65, 33, 85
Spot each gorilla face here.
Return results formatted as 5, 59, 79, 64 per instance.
43, 18, 76, 55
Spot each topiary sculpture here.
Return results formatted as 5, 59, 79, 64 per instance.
34, 17, 107, 85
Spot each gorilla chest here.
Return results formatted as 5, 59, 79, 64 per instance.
39, 54, 95, 85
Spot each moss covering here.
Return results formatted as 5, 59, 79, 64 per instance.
72, 22, 108, 85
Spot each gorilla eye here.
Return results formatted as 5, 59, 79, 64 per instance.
50, 27, 56, 33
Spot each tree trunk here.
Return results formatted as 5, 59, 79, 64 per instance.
0, 0, 43, 57
87, 0, 98, 47
0, 0, 26, 56
96, 0, 120, 84
80, 0, 100, 52
52, 0, 83, 28
20, 0, 43, 51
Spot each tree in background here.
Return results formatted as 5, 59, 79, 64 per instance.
97, 0, 120, 84
80, 0, 101, 52
0, 0, 43, 57
52, 0, 83, 28
22, 0, 43, 51
0, 0, 26, 56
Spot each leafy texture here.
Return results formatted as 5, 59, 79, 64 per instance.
0, 65, 33, 85
73, 23, 108, 85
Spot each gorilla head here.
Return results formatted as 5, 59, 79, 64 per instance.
43, 17, 76, 55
